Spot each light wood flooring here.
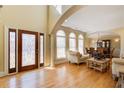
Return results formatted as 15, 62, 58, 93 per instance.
0, 63, 116, 88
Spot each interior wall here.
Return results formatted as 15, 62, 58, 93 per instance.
0, 23, 4, 71
84, 37, 91, 48
49, 6, 61, 33
0, 5, 49, 72
1, 5, 47, 32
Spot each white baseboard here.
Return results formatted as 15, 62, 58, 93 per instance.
0, 72, 6, 77
55, 59, 68, 65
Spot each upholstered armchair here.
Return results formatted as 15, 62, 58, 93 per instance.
68, 51, 89, 65
112, 58, 124, 80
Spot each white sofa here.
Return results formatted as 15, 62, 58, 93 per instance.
112, 58, 124, 79
68, 51, 89, 65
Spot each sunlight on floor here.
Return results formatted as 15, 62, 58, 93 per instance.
44, 67, 56, 70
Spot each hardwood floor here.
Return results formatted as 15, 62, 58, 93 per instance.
0, 63, 116, 88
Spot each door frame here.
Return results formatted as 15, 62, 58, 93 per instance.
8, 28, 17, 73
18, 29, 38, 72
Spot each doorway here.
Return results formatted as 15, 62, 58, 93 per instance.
18, 30, 38, 72
8, 29, 44, 73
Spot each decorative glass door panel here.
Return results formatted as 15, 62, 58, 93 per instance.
22, 34, 36, 66
18, 30, 38, 72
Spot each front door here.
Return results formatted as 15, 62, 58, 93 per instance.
18, 30, 38, 72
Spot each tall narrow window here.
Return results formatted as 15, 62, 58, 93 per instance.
56, 30, 66, 59
78, 35, 84, 54
8, 29, 16, 73
69, 33, 76, 51
40, 33, 44, 66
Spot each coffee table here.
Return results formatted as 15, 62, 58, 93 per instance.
87, 58, 110, 72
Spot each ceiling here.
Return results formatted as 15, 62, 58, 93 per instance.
87, 31, 120, 39
62, 5, 124, 38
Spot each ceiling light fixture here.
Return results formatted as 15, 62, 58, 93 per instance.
115, 38, 119, 42
64, 19, 68, 22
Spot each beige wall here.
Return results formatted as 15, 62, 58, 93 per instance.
49, 6, 61, 33
0, 5, 49, 72
84, 36, 91, 48
1, 5, 47, 32
0, 23, 4, 71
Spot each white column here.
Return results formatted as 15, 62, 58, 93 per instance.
66, 32, 69, 59
76, 34, 78, 51
50, 34, 55, 67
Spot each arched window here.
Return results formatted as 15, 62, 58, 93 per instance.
69, 33, 76, 51
56, 30, 66, 58
78, 35, 84, 54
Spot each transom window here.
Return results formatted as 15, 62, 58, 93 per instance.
56, 30, 66, 59
78, 35, 84, 54
53, 5, 62, 14
69, 33, 76, 51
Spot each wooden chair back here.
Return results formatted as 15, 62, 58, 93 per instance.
97, 48, 104, 54
85, 48, 89, 54
110, 48, 115, 58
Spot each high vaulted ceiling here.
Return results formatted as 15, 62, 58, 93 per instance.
62, 5, 124, 38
